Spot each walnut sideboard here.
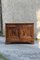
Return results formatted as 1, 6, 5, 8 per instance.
6, 23, 34, 44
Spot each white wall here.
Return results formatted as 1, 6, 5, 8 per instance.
1, 0, 40, 38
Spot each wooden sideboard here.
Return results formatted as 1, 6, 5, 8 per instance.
6, 23, 34, 44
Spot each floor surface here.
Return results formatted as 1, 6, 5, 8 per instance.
0, 37, 40, 60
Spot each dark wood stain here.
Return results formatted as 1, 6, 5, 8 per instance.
6, 23, 34, 44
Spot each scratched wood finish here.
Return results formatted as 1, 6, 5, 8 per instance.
6, 23, 34, 44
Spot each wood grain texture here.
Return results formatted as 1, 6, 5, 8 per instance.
6, 23, 34, 44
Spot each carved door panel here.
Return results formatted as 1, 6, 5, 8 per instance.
19, 25, 33, 42
6, 26, 20, 43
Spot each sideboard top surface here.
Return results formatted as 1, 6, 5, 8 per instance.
6, 23, 34, 24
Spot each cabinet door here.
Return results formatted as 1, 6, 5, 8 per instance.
19, 24, 34, 43
6, 25, 20, 43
